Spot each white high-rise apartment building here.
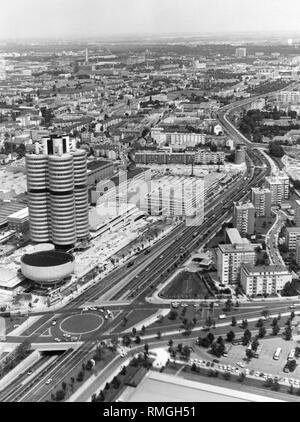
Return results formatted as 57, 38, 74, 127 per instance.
251, 187, 272, 217
217, 243, 256, 285
0, 56, 6, 80
233, 202, 255, 236
141, 176, 204, 224
235, 47, 247, 58
275, 91, 300, 103
265, 172, 289, 205
295, 200, 300, 226
26, 135, 89, 247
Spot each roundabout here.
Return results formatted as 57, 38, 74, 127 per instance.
59, 313, 104, 335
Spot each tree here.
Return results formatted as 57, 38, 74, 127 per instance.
272, 324, 280, 336
241, 319, 248, 329
132, 327, 137, 336
122, 335, 131, 347
226, 331, 235, 343
242, 329, 251, 345
246, 348, 254, 360
55, 389, 65, 401
77, 371, 84, 382
62, 382, 67, 391
237, 372, 246, 383
256, 319, 264, 328
224, 299, 233, 312
112, 376, 121, 389
156, 331, 161, 340
286, 359, 297, 372
258, 326, 266, 338
271, 380, 280, 392
144, 343, 149, 355
181, 345, 191, 359
271, 317, 278, 327
120, 366, 127, 376
291, 311, 295, 320
284, 325, 293, 341
135, 336, 141, 344
207, 333, 215, 345
251, 338, 260, 352
231, 316, 237, 327
261, 309, 270, 319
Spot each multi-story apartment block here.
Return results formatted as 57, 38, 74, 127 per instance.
134, 150, 225, 166
295, 200, 300, 226
275, 91, 300, 103
233, 202, 255, 236
141, 176, 204, 222
235, 47, 247, 58
251, 187, 272, 217
285, 227, 300, 250
241, 263, 292, 296
265, 172, 289, 205
296, 240, 300, 265
217, 243, 256, 284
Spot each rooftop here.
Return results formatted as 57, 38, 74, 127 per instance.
218, 243, 256, 253
242, 262, 290, 274
87, 160, 113, 171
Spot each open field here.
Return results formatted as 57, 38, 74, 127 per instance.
159, 270, 215, 300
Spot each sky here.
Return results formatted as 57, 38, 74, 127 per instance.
1, 0, 300, 40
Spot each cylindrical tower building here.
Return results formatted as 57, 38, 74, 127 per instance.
26, 154, 51, 243
26, 136, 89, 248
48, 155, 76, 246
73, 150, 89, 240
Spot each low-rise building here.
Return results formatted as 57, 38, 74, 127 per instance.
241, 263, 292, 296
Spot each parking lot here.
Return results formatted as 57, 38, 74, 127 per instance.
205, 337, 300, 386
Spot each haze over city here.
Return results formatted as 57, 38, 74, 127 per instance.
1, 0, 300, 40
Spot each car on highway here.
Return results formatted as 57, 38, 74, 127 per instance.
52, 320, 57, 326
45, 378, 53, 385
159, 255, 164, 259
89, 307, 97, 311
54, 338, 61, 342
145, 268, 149, 272
171, 302, 179, 308
289, 304, 296, 309
27, 369, 33, 376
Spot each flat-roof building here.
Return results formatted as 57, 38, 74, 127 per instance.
265, 172, 289, 205
251, 187, 272, 217
241, 263, 292, 296
285, 227, 300, 250
217, 243, 256, 284
233, 202, 255, 236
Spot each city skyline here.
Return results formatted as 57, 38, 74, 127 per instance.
1, 0, 300, 40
